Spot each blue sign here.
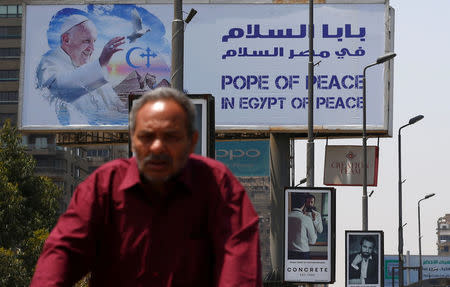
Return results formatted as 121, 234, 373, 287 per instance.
384, 255, 450, 286
215, 139, 269, 176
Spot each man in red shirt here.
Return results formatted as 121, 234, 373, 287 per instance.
31, 87, 262, 286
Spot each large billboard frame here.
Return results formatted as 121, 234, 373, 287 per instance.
18, 2, 394, 137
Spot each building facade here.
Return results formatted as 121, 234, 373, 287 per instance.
436, 214, 450, 256
0, 3, 21, 127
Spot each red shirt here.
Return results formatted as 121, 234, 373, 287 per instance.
31, 154, 262, 287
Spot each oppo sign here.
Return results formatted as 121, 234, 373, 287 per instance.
215, 140, 270, 177
216, 148, 261, 161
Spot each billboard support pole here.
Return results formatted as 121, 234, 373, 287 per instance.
306, 0, 314, 189
306, 0, 314, 286
171, 0, 184, 91
269, 133, 290, 283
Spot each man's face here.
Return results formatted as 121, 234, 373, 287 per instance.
132, 99, 198, 184
62, 21, 97, 67
305, 197, 315, 211
361, 240, 374, 258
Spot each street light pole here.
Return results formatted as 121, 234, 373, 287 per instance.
362, 52, 396, 230
171, 0, 184, 91
418, 193, 435, 284
398, 114, 424, 287
306, 0, 314, 188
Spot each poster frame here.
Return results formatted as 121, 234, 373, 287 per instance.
345, 230, 384, 287
127, 93, 215, 158
323, 145, 379, 186
283, 187, 336, 284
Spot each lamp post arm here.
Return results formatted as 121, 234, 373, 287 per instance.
363, 62, 380, 77
399, 123, 411, 133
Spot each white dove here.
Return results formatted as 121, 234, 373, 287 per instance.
127, 8, 151, 43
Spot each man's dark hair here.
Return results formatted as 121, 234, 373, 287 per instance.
305, 193, 315, 201
360, 236, 376, 247
129, 87, 197, 137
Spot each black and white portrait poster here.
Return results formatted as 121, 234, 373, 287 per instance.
346, 231, 384, 287
284, 187, 335, 283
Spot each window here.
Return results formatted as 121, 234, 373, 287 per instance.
88, 166, 98, 174
0, 70, 19, 81
0, 5, 22, 18
35, 157, 51, 168
35, 137, 48, 149
0, 91, 18, 103
0, 26, 21, 38
444, 246, 449, 252
53, 181, 65, 190
55, 159, 66, 170
87, 149, 110, 158
21, 135, 28, 146
440, 235, 450, 242
0, 113, 16, 126
0, 48, 20, 58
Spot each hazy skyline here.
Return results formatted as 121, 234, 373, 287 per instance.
295, 0, 450, 285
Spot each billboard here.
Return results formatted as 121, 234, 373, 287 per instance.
21, 4, 173, 131
284, 187, 336, 283
384, 255, 450, 286
324, 145, 379, 186
20, 3, 393, 133
185, 4, 393, 134
346, 231, 384, 287
215, 139, 270, 177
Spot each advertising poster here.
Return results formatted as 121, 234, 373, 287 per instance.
384, 255, 450, 286
284, 187, 335, 283
215, 139, 269, 177
22, 4, 172, 130
21, 4, 391, 133
189, 94, 215, 158
185, 3, 391, 132
324, 145, 379, 186
127, 93, 214, 157
346, 231, 384, 287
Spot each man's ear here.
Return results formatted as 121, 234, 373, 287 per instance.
189, 131, 199, 154
130, 136, 136, 154
61, 33, 70, 45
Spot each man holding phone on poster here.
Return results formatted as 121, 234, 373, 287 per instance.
300, 193, 323, 235
287, 193, 320, 260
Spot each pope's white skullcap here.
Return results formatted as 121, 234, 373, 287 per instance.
60, 14, 89, 35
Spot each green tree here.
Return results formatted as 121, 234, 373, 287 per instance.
0, 120, 62, 284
